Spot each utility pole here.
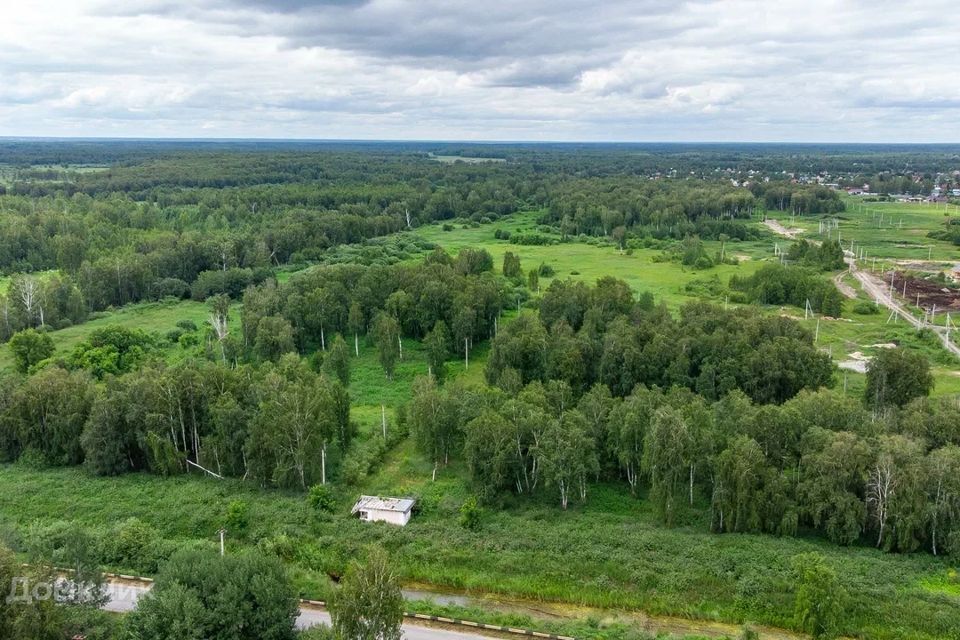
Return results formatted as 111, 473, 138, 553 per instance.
464, 338, 469, 370
219, 529, 226, 556
381, 404, 387, 440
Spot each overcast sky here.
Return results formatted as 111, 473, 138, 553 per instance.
0, 0, 957, 142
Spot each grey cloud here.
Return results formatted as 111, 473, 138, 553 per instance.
1, 0, 958, 141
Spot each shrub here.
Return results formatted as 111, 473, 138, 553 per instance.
308, 484, 335, 514
852, 301, 879, 315
101, 517, 168, 574
225, 500, 249, 537
459, 497, 482, 531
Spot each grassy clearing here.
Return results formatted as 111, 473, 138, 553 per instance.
764, 199, 960, 262
412, 212, 765, 308
0, 298, 219, 374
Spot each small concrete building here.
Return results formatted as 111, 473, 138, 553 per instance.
351, 495, 415, 526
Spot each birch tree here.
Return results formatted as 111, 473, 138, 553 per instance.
536, 410, 597, 509
927, 445, 960, 555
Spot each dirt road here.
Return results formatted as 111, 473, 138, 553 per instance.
762, 219, 960, 360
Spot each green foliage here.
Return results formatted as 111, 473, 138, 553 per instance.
730, 263, 844, 317
255, 316, 297, 362
65, 324, 156, 378
308, 484, 336, 513
787, 239, 845, 271
8, 328, 54, 373
459, 496, 482, 531
792, 553, 846, 639
330, 548, 404, 640
324, 334, 352, 386
125, 549, 299, 640
225, 500, 250, 536
865, 347, 934, 408
372, 312, 400, 380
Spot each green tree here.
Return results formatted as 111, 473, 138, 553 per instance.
8, 367, 94, 465
125, 549, 298, 640
927, 445, 960, 555
536, 409, 598, 509
792, 552, 846, 640
643, 406, 694, 525
409, 376, 461, 478
324, 334, 352, 386
348, 301, 365, 357
797, 428, 870, 545
372, 312, 400, 380
330, 548, 404, 640
502, 251, 522, 278
865, 347, 933, 409
254, 316, 297, 362
8, 328, 54, 373
424, 320, 451, 383
609, 386, 659, 494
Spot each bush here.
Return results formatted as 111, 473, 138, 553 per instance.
101, 517, 169, 574
225, 500, 249, 537
459, 497, 482, 531
852, 301, 879, 315
307, 484, 335, 514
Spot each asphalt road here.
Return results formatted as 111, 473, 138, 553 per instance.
104, 580, 501, 640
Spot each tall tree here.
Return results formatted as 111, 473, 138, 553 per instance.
126, 549, 298, 640
536, 410, 597, 509
424, 320, 451, 383
323, 334, 351, 386
643, 406, 694, 525
372, 312, 400, 380
865, 347, 933, 409
330, 548, 403, 640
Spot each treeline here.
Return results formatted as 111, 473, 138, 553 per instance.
542, 179, 760, 241
730, 264, 845, 317
0, 356, 352, 489
486, 283, 833, 404
751, 182, 845, 214
410, 357, 959, 555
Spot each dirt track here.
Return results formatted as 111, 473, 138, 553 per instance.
762, 220, 960, 360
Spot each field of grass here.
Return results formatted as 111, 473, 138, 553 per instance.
765, 198, 960, 263
413, 212, 766, 308
0, 298, 218, 374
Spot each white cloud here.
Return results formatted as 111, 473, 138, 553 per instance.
0, 0, 956, 141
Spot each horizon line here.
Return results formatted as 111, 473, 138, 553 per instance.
2, 135, 960, 147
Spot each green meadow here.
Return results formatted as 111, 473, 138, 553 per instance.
765, 198, 960, 263
0, 298, 216, 374
412, 211, 767, 308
